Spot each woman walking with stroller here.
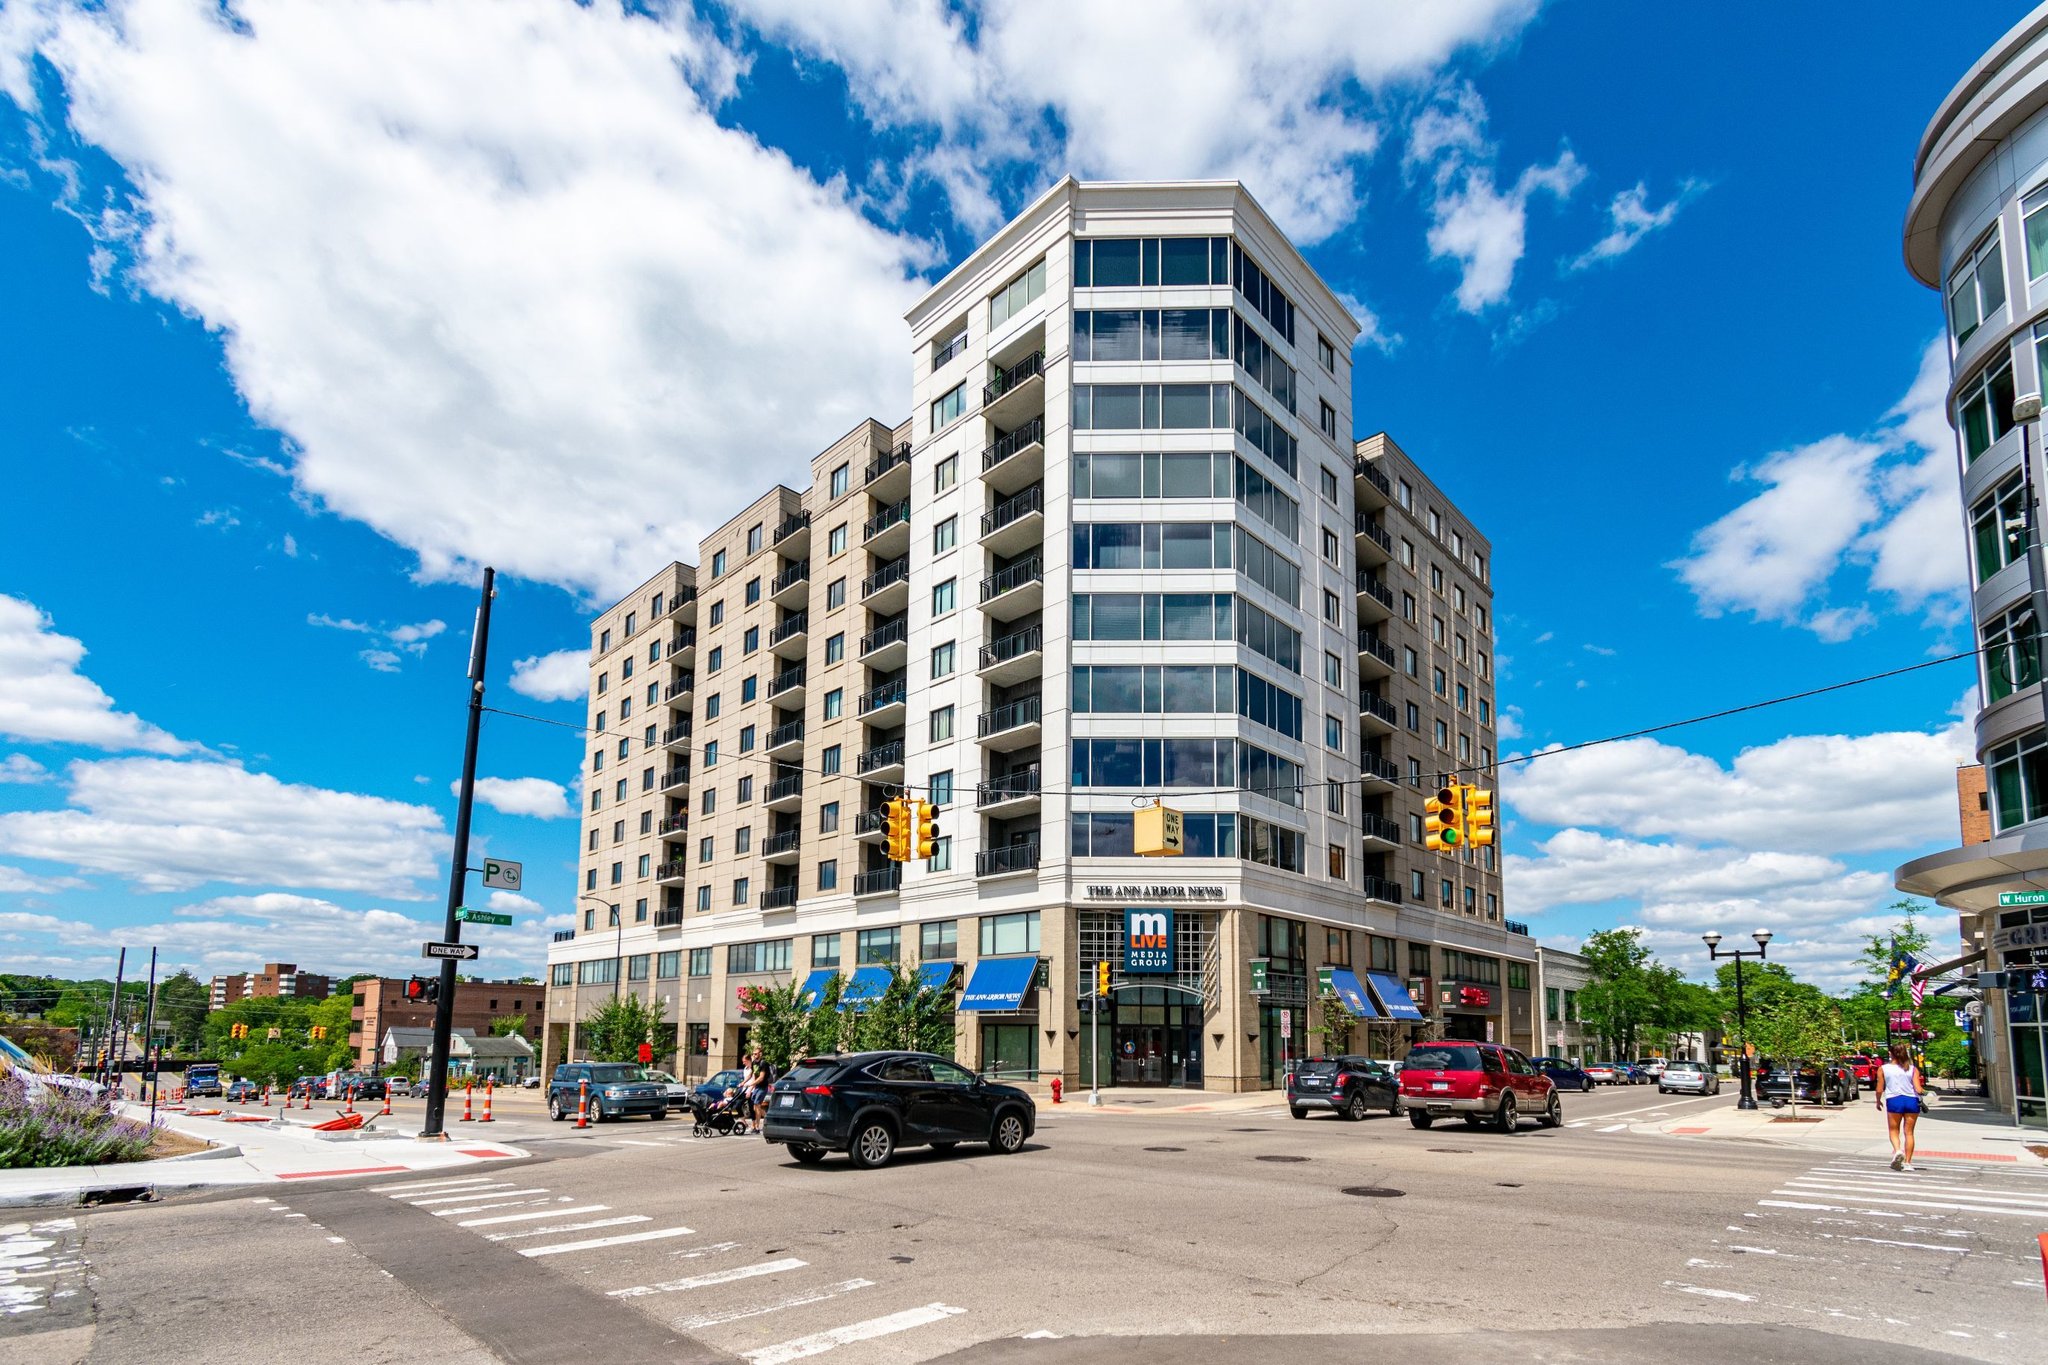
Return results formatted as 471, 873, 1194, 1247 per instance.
1878, 1040, 1926, 1171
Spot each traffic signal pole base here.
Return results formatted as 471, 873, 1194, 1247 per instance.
414, 1131, 451, 1142
1088, 1091, 1102, 1107
1736, 1097, 1758, 1111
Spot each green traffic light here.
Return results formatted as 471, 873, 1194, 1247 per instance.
1443, 828, 1461, 846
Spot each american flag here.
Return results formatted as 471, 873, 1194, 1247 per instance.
1909, 972, 1927, 1007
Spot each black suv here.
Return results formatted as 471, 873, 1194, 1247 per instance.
1758, 1060, 1855, 1107
341, 1074, 387, 1101
762, 1051, 1035, 1168
549, 1061, 667, 1121
1288, 1055, 1402, 1121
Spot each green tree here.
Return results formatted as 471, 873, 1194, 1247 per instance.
1310, 986, 1362, 1053
578, 995, 670, 1064
489, 1013, 529, 1038
852, 963, 957, 1056
1747, 995, 1842, 1115
152, 971, 211, 1053
1578, 929, 1660, 1057
738, 978, 816, 1069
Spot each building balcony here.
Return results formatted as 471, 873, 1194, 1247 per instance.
664, 588, 699, 618
1359, 752, 1400, 787
1506, 920, 1531, 937
654, 907, 684, 930
1360, 813, 1400, 848
1355, 514, 1392, 562
857, 739, 906, 779
980, 485, 1044, 556
982, 350, 1044, 427
863, 500, 912, 555
773, 510, 812, 548
1355, 570, 1394, 620
861, 556, 910, 609
979, 556, 1044, 621
859, 617, 909, 667
1354, 457, 1392, 504
765, 774, 804, 809
661, 721, 694, 749
760, 885, 799, 912
858, 679, 907, 721
552, 929, 575, 943
854, 805, 891, 841
865, 441, 911, 489
1359, 690, 1397, 732
976, 766, 1042, 810
975, 841, 1040, 879
655, 860, 689, 883
854, 864, 902, 897
1358, 632, 1396, 677
977, 695, 1041, 751
766, 719, 805, 756
768, 663, 807, 702
663, 674, 695, 705
1362, 874, 1402, 906
762, 829, 802, 862
769, 611, 809, 656
657, 813, 689, 836
771, 559, 810, 605
660, 765, 691, 791
978, 624, 1043, 685
668, 626, 698, 659
981, 415, 1045, 495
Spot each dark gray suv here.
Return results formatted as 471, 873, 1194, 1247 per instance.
548, 1061, 666, 1122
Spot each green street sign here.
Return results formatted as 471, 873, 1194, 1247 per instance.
455, 907, 514, 927
1250, 958, 1269, 995
1317, 967, 1334, 994
1998, 890, 2048, 907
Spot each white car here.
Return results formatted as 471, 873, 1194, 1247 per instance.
1658, 1062, 1720, 1095
641, 1069, 691, 1109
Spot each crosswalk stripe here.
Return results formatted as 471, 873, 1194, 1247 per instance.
486, 1216, 647, 1242
521, 1225, 698, 1257
741, 1303, 968, 1365
609, 1256, 806, 1299
670, 1279, 875, 1332
399, 1185, 517, 1205
1766, 1192, 2047, 1219
410, 1187, 548, 1207
370, 1176, 499, 1194
459, 1205, 609, 1228
432, 1199, 553, 1217
1782, 1180, 2048, 1209
1596, 1123, 1627, 1133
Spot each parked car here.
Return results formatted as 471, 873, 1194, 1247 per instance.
1632, 1058, 1668, 1079
640, 1069, 692, 1109
1757, 1060, 1855, 1106
384, 1076, 414, 1097
762, 1051, 1035, 1169
548, 1061, 666, 1122
1840, 1054, 1883, 1088
1612, 1062, 1649, 1085
1657, 1061, 1720, 1095
1582, 1061, 1620, 1086
223, 1079, 259, 1103
1535, 1057, 1594, 1092
341, 1075, 387, 1101
693, 1068, 746, 1102
289, 1075, 329, 1099
1398, 1041, 1561, 1131
520, 1073, 542, 1089
1287, 1056, 1403, 1120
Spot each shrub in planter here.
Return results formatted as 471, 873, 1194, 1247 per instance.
0, 1071, 158, 1169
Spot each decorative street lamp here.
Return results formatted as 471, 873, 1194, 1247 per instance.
1703, 929, 1773, 1110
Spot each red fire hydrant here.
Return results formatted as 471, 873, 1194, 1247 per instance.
1050, 1076, 1063, 1105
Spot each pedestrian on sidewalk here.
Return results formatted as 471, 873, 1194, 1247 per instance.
1878, 1041, 1925, 1171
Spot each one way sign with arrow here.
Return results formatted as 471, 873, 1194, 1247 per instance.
422, 941, 480, 961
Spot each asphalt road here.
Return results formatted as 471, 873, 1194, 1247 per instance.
4, 1082, 2039, 1365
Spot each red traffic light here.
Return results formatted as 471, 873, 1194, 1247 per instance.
403, 976, 438, 1004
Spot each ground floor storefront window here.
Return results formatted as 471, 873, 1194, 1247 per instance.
1078, 987, 1206, 1088
978, 1019, 1038, 1081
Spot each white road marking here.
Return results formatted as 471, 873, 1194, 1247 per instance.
1781, 1181, 2048, 1210
1838, 1236, 1969, 1254
609, 1256, 805, 1299
669, 1279, 874, 1331
325, 1237, 346, 1244
460, 1205, 610, 1228
1585, 1092, 1725, 1121
521, 1226, 698, 1257
372, 1176, 500, 1193
432, 1199, 554, 1217
1664, 1282, 1756, 1302
1565, 1121, 1590, 1128
1596, 1123, 1628, 1133
741, 1303, 968, 1365
408, 1187, 544, 1207
486, 1216, 648, 1242
609, 1139, 662, 1147
1768, 1192, 2044, 1219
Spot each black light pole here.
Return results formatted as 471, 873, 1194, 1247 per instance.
1704, 929, 1773, 1111
423, 567, 496, 1140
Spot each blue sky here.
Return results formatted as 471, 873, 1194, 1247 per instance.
0, 1, 2017, 993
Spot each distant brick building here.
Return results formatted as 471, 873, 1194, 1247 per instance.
349, 978, 544, 1073
1958, 765, 1991, 846
209, 963, 331, 1010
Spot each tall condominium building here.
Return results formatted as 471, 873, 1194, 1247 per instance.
1895, 5, 2048, 1128
544, 179, 1530, 1091
209, 962, 331, 1010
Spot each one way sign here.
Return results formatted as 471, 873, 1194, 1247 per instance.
422, 941, 480, 961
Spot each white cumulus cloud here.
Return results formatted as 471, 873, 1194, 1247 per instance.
509, 649, 589, 703
464, 776, 572, 821
0, 594, 193, 755
1566, 179, 1706, 272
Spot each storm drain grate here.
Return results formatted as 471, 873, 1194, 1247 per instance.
1143, 1146, 1185, 1153
1426, 1148, 1472, 1154
1256, 1154, 1309, 1163
1341, 1186, 1405, 1198
1494, 1182, 1523, 1188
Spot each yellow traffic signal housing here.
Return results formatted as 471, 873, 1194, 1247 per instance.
914, 800, 939, 860
1464, 786, 1496, 848
1096, 961, 1111, 997
1423, 784, 1466, 852
885, 796, 913, 862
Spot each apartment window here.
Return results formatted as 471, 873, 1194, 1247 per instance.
636, 853, 651, 877
932, 642, 957, 677
1983, 602, 2040, 702
1440, 878, 1454, 908
1973, 471, 2029, 581
703, 740, 718, 769
739, 724, 755, 752
989, 256, 1047, 327
656, 950, 679, 979
1323, 652, 1341, 688
827, 578, 846, 609
816, 860, 836, 893
706, 694, 721, 720
737, 775, 753, 802
1403, 647, 1418, 678
616, 738, 630, 761
1409, 869, 1425, 899
935, 455, 958, 492
931, 382, 967, 430
857, 926, 900, 964
1318, 398, 1337, 440
590, 789, 601, 812
979, 910, 1040, 955
927, 836, 953, 872
742, 676, 757, 701
1990, 728, 2048, 830
1431, 615, 1446, 645
1321, 527, 1340, 564
587, 827, 599, 852
627, 954, 649, 982
1457, 682, 1470, 711
743, 524, 762, 555
1401, 592, 1415, 622
600, 628, 612, 652
745, 577, 762, 606
1429, 508, 1442, 538
931, 705, 955, 742
1322, 588, 1339, 624
1434, 719, 1449, 748
619, 778, 631, 799
610, 861, 623, 886
830, 463, 850, 498
921, 919, 958, 960
711, 550, 727, 577
1453, 585, 1467, 614
821, 744, 842, 775
1479, 699, 1492, 725
707, 646, 722, 674
1409, 813, 1424, 842
1405, 702, 1420, 731
698, 836, 713, 864
642, 724, 654, 746
1317, 333, 1336, 372
702, 789, 715, 814
689, 947, 711, 976
930, 770, 954, 807
1433, 667, 1447, 696
597, 672, 608, 695
1328, 843, 1347, 881
710, 601, 724, 626
812, 932, 841, 968
1478, 651, 1491, 681
639, 810, 652, 835
934, 516, 957, 554
822, 688, 843, 720
933, 579, 957, 614
826, 633, 845, 663
1400, 539, 1415, 569
829, 524, 847, 555
1430, 565, 1444, 594
1948, 226, 2007, 346
591, 748, 604, 773
695, 886, 711, 911
1958, 357, 2018, 462
1324, 715, 1342, 750
1457, 732, 1471, 760
726, 937, 790, 973
645, 681, 658, 705
732, 877, 750, 906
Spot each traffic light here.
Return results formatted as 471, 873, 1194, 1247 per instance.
914, 799, 938, 860
310, 1025, 326, 1041
404, 976, 440, 1005
1464, 786, 1495, 848
885, 796, 913, 862
229, 1022, 247, 1040
1423, 783, 1466, 853
1096, 961, 1111, 997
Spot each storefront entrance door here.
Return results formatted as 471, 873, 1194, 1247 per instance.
1085, 986, 1204, 1087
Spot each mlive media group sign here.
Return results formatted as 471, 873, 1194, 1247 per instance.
1125, 908, 1174, 974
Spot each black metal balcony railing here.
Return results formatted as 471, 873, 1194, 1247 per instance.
661, 767, 690, 790
655, 859, 688, 879
854, 805, 891, 836
977, 695, 1041, 737
861, 557, 909, 598
976, 842, 1041, 877
769, 612, 808, 647
654, 907, 684, 929
1360, 633, 1396, 668
771, 560, 810, 595
978, 624, 1043, 671
982, 415, 1044, 473
981, 485, 1044, 537
863, 500, 911, 541
552, 929, 575, 943
665, 587, 698, 614
657, 813, 688, 835
1506, 920, 1532, 937
977, 767, 1042, 807
661, 721, 693, 745
1359, 751, 1400, 783
663, 675, 695, 701
1360, 813, 1401, 844
1354, 457, 1392, 498
669, 626, 698, 652
857, 740, 905, 774
1356, 515, 1393, 553
1362, 875, 1402, 905
932, 330, 969, 371
1360, 691, 1396, 726
865, 442, 911, 484
773, 510, 811, 545
763, 829, 801, 857
858, 680, 907, 715
766, 774, 804, 803
760, 885, 799, 911
767, 719, 805, 749
980, 557, 1043, 603
860, 618, 908, 656
768, 663, 807, 696
1355, 570, 1394, 610
854, 864, 902, 896
982, 350, 1043, 405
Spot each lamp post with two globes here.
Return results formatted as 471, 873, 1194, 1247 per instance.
1704, 929, 1774, 1111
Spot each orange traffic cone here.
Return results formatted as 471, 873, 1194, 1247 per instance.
478, 1078, 494, 1123
344, 1085, 356, 1115
576, 1078, 589, 1129
459, 1079, 473, 1122
260, 1085, 270, 1108
380, 1087, 392, 1117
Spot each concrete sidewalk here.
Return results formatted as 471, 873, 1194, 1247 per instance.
1646, 1087, 2048, 1163
0, 1101, 530, 1208
1027, 1086, 1288, 1115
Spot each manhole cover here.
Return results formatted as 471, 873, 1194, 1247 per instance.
1143, 1146, 1185, 1153
1494, 1182, 1522, 1188
1426, 1148, 1472, 1154
1341, 1186, 1405, 1198
1256, 1154, 1309, 1163
1230, 1127, 1268, 1132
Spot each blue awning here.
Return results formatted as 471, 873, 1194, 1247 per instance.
917, 962, 957, 994
1365, 971, 1426, 1021
958, 956, 1039, 1011
1329, 969, 1378, 1018
841, 965, 893, 1006
798, 969, 837, 1006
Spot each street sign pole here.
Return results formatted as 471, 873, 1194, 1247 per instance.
423, 567, 495, 1140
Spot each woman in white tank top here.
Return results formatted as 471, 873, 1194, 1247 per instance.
1877, 1041, 1923, 1171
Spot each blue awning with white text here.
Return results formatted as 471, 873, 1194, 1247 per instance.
841, 966, 893, 1006
1329, 969, 1379, 1018
957, 956, 1039, 1011
798, 969, 837, 1006
1365, 971, 1426, 1021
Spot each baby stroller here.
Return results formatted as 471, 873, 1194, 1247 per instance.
691, 1087, 750, 1136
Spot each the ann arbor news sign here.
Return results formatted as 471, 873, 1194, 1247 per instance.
1083, 884, 1225, 901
